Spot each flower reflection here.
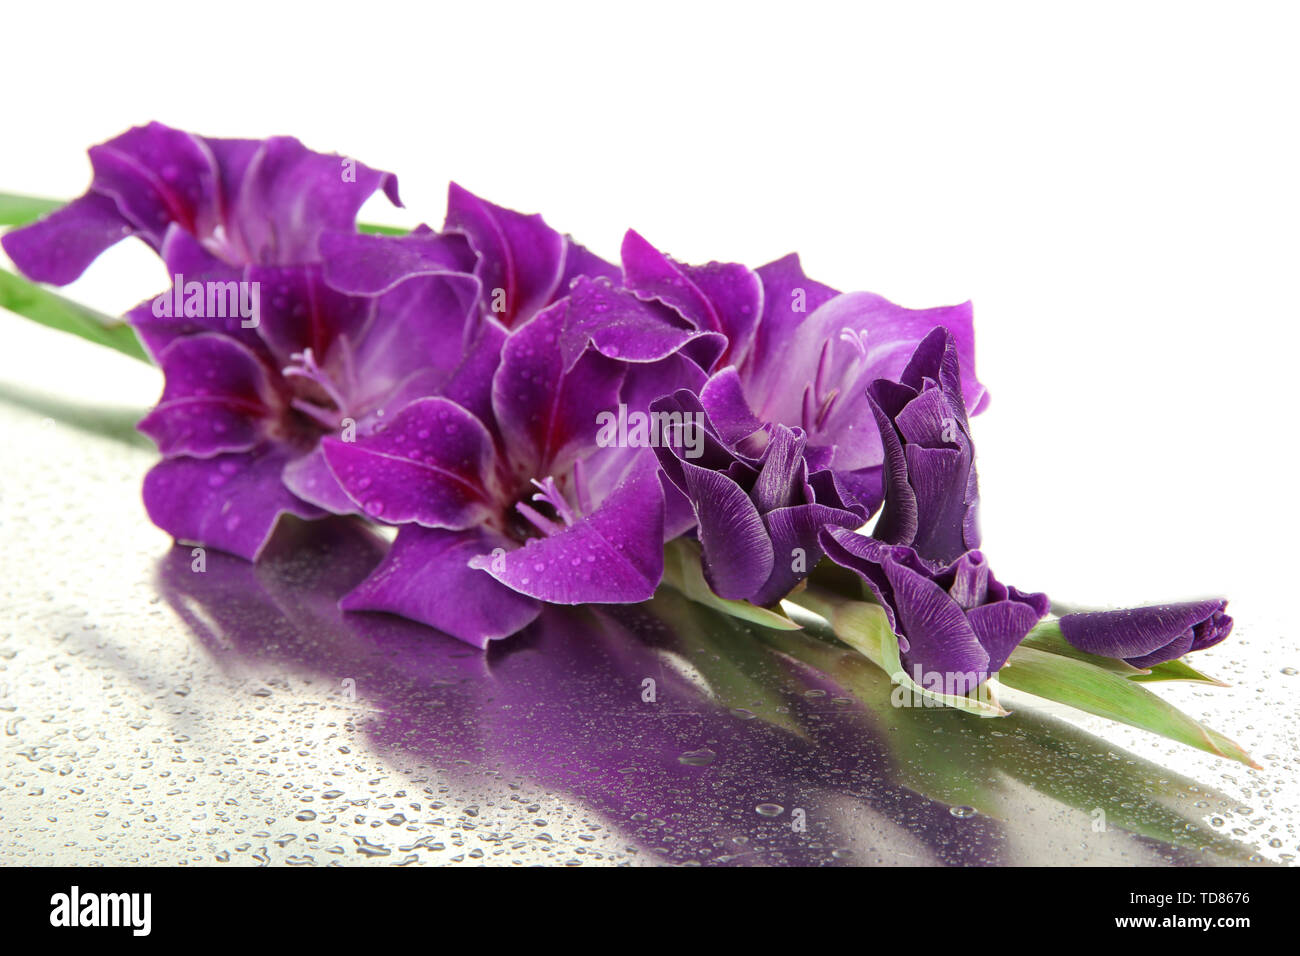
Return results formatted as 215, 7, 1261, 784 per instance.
154, 519, 1261, 866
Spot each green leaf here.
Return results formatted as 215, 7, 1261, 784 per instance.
0, 191, 62, 228
0, 268, 150, 363
1000, 644, 1257, 766
1023, 619, 1228, 685
757, 625, 1261, 859
661, 539, 801, 630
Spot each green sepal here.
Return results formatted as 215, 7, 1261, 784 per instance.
660, 539, 801, 631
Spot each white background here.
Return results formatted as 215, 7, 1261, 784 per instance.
2, 0, 1297, 611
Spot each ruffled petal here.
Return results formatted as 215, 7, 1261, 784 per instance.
86, 124, 220, 249
340, 525, 540, 647
137, 333, 279, 457
620, 229, 760, 366
881, 557, 990, 692
317, 227, 477, 296
560, 277, 725, 370
753, 502, 863, 606
679, 458, 774, 600
228, 135, 401, 265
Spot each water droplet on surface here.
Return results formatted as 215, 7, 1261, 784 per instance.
678, 748, 716, 767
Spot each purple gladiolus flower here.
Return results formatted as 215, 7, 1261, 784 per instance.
320, 275, 724, 646
651, 389, 866, 606
135, 227, 485, 560
629, 245, 989, 511
868, 325, 980, 565
822, 531, 1050, 693
1, 125, 534, 561
1, 121, 402, 283
1059, 600, 1233, 668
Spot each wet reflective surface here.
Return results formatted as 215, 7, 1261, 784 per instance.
0, 342, 1296, 866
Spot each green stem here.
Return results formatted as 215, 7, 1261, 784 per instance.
0, 192, 62, 228
0, 269, 150, 363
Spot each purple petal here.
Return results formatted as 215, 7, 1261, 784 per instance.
699, 366, 764, 446
618, 352, 710, 424
619, 230, 760, 366
753, 502, 864, 606
344, 269, 485, 406
751, 424, 806, 513
229, 135, 401, 265
818, 527, 903, 634
141, 444, 323, 561
679, 459, 774, 600
340, 525, 540, 648
492, 300, 625, 478
747, 252, 841, 371
437, 320, 508, 430
0, 192, 132, 285
832, 465, 884, 517
865, 388, 919, 547
137, 333, 278, 457
966, 599, 1046, 673
318, 227, 477, 296
902, 444, 973, 565
444, 183, 566, 327
86, 124, 221, 249
248, 263, 373, 366
1124, 628, 1196, 670
558, 236, 621, 291
560, 277, 725, 370
125, 244, 267, 364
1191, 609, 1234, 652
281, 446, 360, 515
320, 397, 498, 528
881, 557, 991, 692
